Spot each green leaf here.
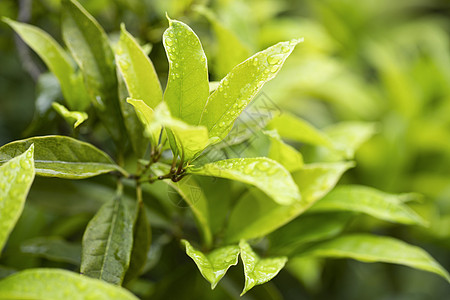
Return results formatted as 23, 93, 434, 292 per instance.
310, 185, 427, 226
239, 240, 287, 296
52, 102, 88, 128
163, 17, 209, 125
325, 122, 376, 159
123, 203, 151, 285
61, 0, 125, 142
268, 213, 352, 255
264, 129, 304, 172
224, 162, 353, 242
199, 39, 302, 140
128, 100, 210, 161
116, 24, 162, 109
151, 163, 212, 246
20, 237, 81, 265
81, 196, 134, 285
187, 157, 301, 205
298, 234, 450, 283
182, 239, 240, 289
0, 136, 126, 179
195, 6, 250, 78
267, 113, 333, 148
0, 268, 139, 299
0, 145, 35, 252
117, 73, 149, 158
3, 18, 89, 111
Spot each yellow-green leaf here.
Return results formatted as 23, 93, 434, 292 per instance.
182, 239, 240, 289
187, 157, 301, 205
0, 145, 35, 252
0, 268, 139, 299
52, 102, 88, 128
298, 234, 450, 283
0, 136, 126, 179
199, 39, 302, 140
240, 240, 287, 295
163, 17, 209, 125
116, 24, 162, 109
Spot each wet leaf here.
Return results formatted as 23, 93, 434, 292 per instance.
81, 196, 134, 285
182, 239, 240, 289
187, 157, 301, 205
0, 145, 35, 252
240, 240, 287, 295
163, 17, 209, 125
0, 268, 139, 299
199, 39, 302, 140
0, 136, 126, 179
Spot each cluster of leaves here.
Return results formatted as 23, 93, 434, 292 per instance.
0, 0, 449, 299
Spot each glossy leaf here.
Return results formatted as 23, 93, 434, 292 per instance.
187, 157, 301, 205
182, 239, 240, 289
195, 6, 250, 78
20, 237, 81, 265
3, 18, 89, 111
81, 196, 134, 285
0, 136, 126, 179
264, 129, 304, 172
128, 100, 210, 161
52, 102, 88, 128
267, 113, 333, 148
123, 203, 151, 284
298, 234, 450, 283
310, 185, 427, 226
0, 269, 139, 299
61, 0, 124, 142
0, 145, 35, 252
225, 162, 353, 242
163, 17, 209, 125
116, 24, 162, 109
151, 163, 212, 246
199, 39, 302, 140
268, 213, 352, 255
239, 240, 287, 295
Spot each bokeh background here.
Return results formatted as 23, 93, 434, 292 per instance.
1, 0, 449, 299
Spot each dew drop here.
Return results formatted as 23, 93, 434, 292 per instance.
223, 92, 228, 98
169, 32, 174, 38
257, 161, 270, 171
20, 160, 31, 170
267, 55, 282, 65
219, 122, 226, 128
244, 164, 254, 175
166, 38, 174, 46
252, 58, 259, 66
223, 78, 229, 86
10, 162, 17, 169
218, 86, 224, 92
271, 65, 280, 73
281, 46, 290, 53
201, 56, 206, 62
238, 100, 247, 108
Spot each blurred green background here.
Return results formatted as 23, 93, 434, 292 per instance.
1, 0, 449, 299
